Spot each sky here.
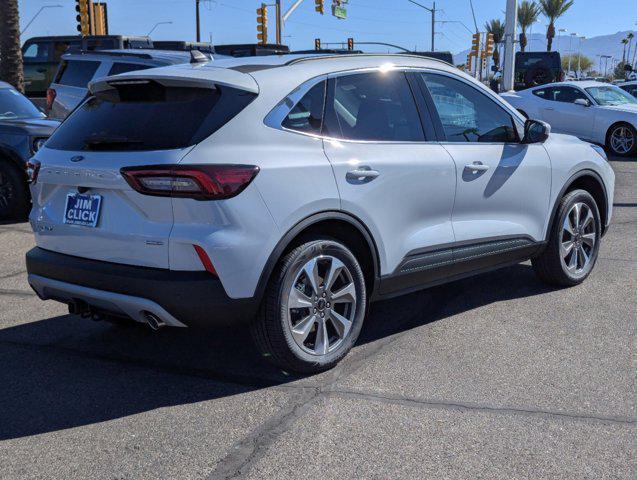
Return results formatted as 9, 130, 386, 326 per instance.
18, 0, 637, 54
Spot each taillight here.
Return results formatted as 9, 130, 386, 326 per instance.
26, 160, 41, 184
193, 245, 217, 276
46, 88, 56, 111
120, 164, 259, 200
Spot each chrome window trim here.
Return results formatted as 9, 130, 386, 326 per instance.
263, 65, 526, 145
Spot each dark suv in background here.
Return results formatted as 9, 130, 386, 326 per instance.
514, 51, 563, 91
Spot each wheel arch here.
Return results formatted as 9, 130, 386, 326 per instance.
0, 144, 27, 173
254, 211, 381, 305
545, 169, 609, 242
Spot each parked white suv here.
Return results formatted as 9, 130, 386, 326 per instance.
27, 54, 615, 373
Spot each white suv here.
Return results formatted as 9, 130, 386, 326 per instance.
27, 54, 615, 373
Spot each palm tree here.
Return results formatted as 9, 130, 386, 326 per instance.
485, 19, 505, 68
539, 0, 574, 52
621, 38, 629, 63
0, 0, 24, 92
518, 1, 541, 53
626, 33, 635, 67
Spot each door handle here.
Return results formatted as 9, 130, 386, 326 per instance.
545, 107, 555, 111
346, 167, 380, 181
464, 162, 490, 173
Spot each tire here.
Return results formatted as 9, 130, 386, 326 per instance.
532, 190, 601, 287
606, 123, 637, 157
0, 161, 30, 220
251, 239, 367, 374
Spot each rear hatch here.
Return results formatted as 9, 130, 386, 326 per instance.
30, 66, 257, 269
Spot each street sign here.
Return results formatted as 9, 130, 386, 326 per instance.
332, 5, 347, 19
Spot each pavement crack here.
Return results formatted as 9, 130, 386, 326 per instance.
327, 388, 637, 426
0, 288, 35, 297
207, 387, 320, 480
0, 270, 27, 280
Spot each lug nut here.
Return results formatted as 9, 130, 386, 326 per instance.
320, 312, 325, 318
322, 292, 326, 298
313, 308, 317, 313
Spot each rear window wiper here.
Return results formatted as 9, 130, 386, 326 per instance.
83, 135, 143, 150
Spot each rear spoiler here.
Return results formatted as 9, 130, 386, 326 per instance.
89, 65, 259, 95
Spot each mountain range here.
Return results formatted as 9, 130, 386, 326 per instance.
452, 30, 637, 71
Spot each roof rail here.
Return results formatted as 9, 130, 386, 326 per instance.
64, 49, 154, 60
284, 52, 452, 67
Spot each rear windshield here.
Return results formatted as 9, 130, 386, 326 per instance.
46, 81, 256, 151
107, 62, 153, 76
55, 60, 100, 87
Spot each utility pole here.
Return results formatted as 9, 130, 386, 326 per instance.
577, 36, 585, 78
502, 0, 517, 91
276, 0, 282, 44
408, 0, 437, 52
567, 32, 577, 75
195, 0, 201, 42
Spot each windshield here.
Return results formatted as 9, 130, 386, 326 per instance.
0, 88, 45, 120
585, 86, 637, 106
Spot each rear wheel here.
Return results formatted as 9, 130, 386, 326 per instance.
606, 123, 637, 157
252, 239, 367, 374
532, 190, 601, 286
0, 162, 29, 220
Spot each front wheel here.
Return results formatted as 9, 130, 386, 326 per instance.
606, 123, 637, 157
532, 190, 601, 287
252, 239, 367, 374
0, 162, 29, 220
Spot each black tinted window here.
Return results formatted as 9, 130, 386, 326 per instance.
323, 72, 424, 141
553, 86, 587, 103
533, 88, 550, 99
47, 82, 256, 151
282, 81, 325, 134
421, 73, 518, 143
57, 60, 100, 87
622, 85, 637, 97
108, 62, 153, 76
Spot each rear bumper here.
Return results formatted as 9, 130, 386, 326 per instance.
26, 247, 258, 327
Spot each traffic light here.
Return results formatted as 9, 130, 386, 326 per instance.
470, 33, 481, 58
347, 37, 354, 51
75, 0, 90, 36
485, 33, 495, 56
315, 0, 324, 14
314, 38, 321, 51
466, 54, 472, 71
256, 3, 268, 45
92, 2, 108, 36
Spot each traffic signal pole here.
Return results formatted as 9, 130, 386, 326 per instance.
276, 0, 282, 44
502, 0, 518, 91
196, 0, 201, 42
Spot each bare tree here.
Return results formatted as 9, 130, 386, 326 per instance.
0, 0, 24, 92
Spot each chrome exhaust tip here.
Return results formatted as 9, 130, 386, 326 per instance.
143, 311, 165, 331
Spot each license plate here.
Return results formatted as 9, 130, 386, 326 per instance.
63, 193, 102, 227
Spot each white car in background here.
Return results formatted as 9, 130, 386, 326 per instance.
502, 81, 637, 157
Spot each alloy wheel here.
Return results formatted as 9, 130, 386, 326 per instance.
560, 202, 596, 277
610, 126, 635, 155
284, 255, 357, 356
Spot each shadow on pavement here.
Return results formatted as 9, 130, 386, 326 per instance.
0, 263, 556, 440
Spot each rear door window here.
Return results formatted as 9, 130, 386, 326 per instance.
23, 42, 50, 62
55, 60, 100, 87
46, 81, 256, 151
107, 62, 153, 76
322, 71, 424, 142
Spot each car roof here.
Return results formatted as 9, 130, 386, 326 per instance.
62, 49, 197, 65
0, 81, 13, 89
530, 80, 612, 90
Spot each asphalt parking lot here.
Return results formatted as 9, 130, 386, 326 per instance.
0, 156, 635, 480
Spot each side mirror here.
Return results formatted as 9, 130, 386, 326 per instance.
574, 98, 590, 107
522, 119, 551, 144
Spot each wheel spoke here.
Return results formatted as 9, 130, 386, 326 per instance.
288, 287, 313, 309
302, 258, 321, 297
563, 214, 575, 236
568, 248, 579, 271
331, 282, 356, 304
313, 318, 329, 355
572, 203, 581, 229
582, 232, 596, 247
329, 310, 352, 339
291, 314, 317, 345
581, 207, 594, 230
579, 245, 590, 268
560, 240, 575, 257
323, 257, 345, 293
